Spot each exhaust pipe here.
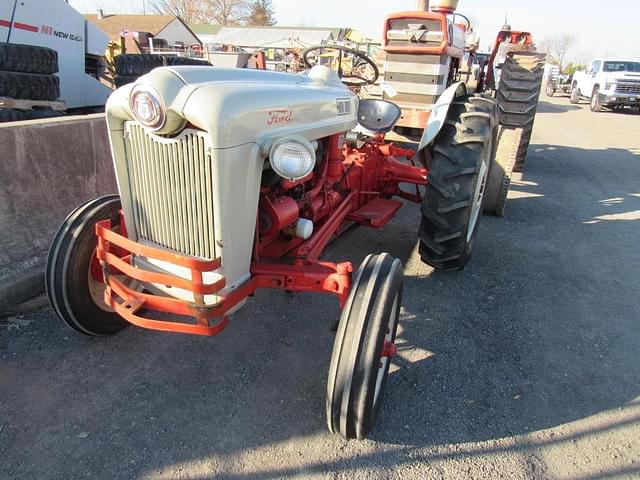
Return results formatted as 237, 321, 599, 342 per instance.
429, 0, 458, 13
417, 0, 429, 10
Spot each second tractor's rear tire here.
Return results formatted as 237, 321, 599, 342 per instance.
496, 52, 545, 171
419, 94, 498, 271
46, 195, 129, 336
483, 126, 522, 216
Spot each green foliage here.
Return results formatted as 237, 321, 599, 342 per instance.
564, 63, 586, 76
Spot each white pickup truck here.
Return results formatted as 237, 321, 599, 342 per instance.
571, 59, 640, 112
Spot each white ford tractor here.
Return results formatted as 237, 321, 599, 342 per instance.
47, 54, 506, 439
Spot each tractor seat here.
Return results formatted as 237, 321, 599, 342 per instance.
357, 99, 402, 134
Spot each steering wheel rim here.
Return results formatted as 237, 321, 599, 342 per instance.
302, 44, 379, 87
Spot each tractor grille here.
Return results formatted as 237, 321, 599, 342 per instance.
616, 82, 640, 95
124, 122, 216, 259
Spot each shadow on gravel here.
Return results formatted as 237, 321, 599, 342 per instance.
366, 143, 640, 449
1, 144, 639, 479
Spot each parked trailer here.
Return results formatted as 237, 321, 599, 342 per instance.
0, 0, 112, 109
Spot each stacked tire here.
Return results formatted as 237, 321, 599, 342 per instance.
495, 52, 546, 171
0, 43, 60, 122
114, 54, 211, 88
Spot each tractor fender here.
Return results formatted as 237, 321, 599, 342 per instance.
417, 81, 467, 152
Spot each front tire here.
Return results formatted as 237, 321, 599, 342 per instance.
46, 195, 129, 336
590, 86, 603, 112
326, 253, 403, 440
419, 94, 497, 271
570, 84, 580, 104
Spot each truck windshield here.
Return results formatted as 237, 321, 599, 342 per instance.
603, 62, 640, 72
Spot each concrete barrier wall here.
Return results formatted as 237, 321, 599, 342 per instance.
0, 114, 117, 311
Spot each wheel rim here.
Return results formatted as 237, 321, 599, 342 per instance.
373, 294, 399, 407
468, 158, 489, 242
87, 226, 140, 312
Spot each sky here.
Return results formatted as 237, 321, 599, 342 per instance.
70, 0, 640, 62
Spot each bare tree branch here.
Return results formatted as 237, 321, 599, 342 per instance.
151, 0, 249, 24
540, 34, 575, 71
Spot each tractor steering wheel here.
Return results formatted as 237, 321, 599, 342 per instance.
302, 45, 379, 87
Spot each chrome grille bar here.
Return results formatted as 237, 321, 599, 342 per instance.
124, 122, 216, 260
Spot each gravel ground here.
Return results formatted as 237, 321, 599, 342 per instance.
1, 95, 639, 479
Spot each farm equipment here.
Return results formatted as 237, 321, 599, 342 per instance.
47, 53, 501, 439
476, 25, 546, 171
0, 0, 112, 111
544, 64, 572, 97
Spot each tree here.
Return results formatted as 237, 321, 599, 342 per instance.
152, 0, 249, 25
246, 0, 276, 26
204, 0, 249, 24
151, 0, 208, 24
539, 34, 575, 71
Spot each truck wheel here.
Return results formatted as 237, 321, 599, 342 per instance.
0, 43, 58, 74
419, 94, 497, 271
46, 195, 129, 336
327, 253, 403, 440
0, 71, 60, 100
590, 86, 603, 112
496, 52, 545, 171
545, 84, 555, 97
483, 126, 522, 216
570, 84, 580, 104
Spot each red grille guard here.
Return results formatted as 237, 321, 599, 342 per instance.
95, 220, 352, 336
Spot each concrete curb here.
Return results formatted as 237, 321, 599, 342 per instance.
0, 114, 117, 313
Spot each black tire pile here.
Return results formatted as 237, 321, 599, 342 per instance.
0, 43, 62, 122
114, 54, 211, 88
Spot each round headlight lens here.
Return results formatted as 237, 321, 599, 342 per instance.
129, 84, 166, 130
269, 136, 316, 181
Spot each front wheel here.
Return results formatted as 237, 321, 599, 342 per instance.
46, 195, 129, 336
590, 87, 603, 112
419, 94, 498, 271
570, 84, 580, 104
326, 253, 403, 440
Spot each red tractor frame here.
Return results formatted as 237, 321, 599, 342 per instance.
93, 135, 424, 336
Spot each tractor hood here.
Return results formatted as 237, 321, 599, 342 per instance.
106, 66, 358, 149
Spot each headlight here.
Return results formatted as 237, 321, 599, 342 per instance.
269, 136, 316, 181
129, 84, 166, 130
605, 82, 616, 90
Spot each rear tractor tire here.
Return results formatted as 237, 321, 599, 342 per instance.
419, 94, 498, 271
327, 253, 403, 440
496, 52, 545, 171
483, 126, 522, 216
46, 195, 129, 336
